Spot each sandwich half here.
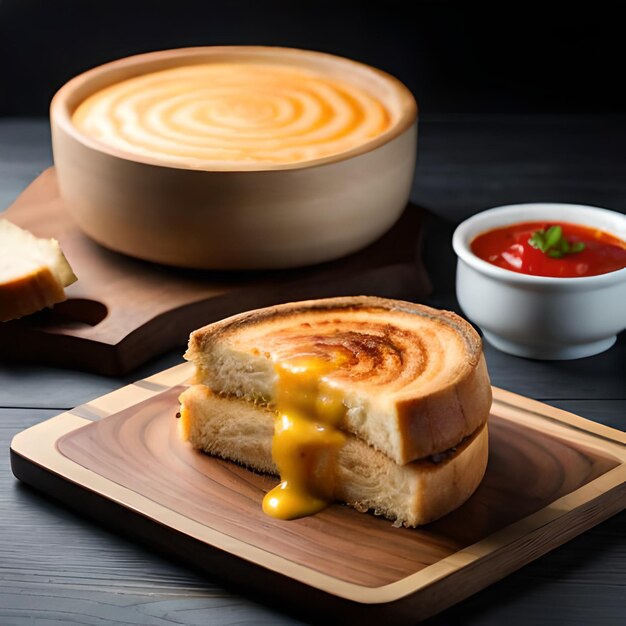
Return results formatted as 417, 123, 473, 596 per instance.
180, 296, 492, 527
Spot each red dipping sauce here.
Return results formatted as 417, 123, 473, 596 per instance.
471, 221, 626, 278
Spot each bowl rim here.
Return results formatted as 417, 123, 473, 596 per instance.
50, 45, 418, 173
452, 202, 626, 287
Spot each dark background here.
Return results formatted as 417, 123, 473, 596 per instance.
0, 0, 623, 117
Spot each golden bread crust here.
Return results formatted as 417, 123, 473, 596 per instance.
0, 219, 77, 321
0, 266, 65, 322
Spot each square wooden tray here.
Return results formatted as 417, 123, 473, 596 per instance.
10, 363, 626, 623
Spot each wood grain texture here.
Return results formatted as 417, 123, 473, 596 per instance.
10, 364, 626, 621
5, 406, 623, 626
0, 168, 430, 375
411, 115, 626, 224
55, 388, 620, 586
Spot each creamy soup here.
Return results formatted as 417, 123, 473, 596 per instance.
72, 63, 393, 167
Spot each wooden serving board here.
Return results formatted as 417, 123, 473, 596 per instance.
0, 168, 430, 375
10, 363, 626, 624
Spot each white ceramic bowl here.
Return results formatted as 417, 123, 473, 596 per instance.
452, 203, 626, 359
50, 46, 417, 270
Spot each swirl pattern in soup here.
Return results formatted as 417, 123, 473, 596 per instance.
72, 63, 393, 167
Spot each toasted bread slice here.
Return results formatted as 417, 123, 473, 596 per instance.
179, 385, 489, 527
0, 219, 77, 322
185, 296, 492, 464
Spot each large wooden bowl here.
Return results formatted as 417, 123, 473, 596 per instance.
50, 47, 417, 270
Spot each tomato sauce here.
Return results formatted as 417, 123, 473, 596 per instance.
471, 221, 626, 278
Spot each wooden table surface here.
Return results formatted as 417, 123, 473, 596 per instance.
1, 115, 624, 625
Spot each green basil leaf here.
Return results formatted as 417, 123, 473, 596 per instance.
545, 225, 562, 248
529, 225, 585, 258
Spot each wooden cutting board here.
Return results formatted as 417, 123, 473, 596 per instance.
0, 168, 430, 374
10, 363, 626, 624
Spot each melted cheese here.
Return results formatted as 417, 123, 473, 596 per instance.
262, 356, 346, 519
72, 63, 392, 167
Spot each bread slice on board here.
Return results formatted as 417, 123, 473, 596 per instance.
0, 219, 77, 321
185, 296, 492, 465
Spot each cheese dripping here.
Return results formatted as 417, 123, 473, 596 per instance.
262, 355, 346, 519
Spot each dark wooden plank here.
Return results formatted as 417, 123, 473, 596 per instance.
412, 115, 626, 223
3, 408, 625, 625
482, 337, 626, 402
0, 351, 182, 409
540, 400, 625, 431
